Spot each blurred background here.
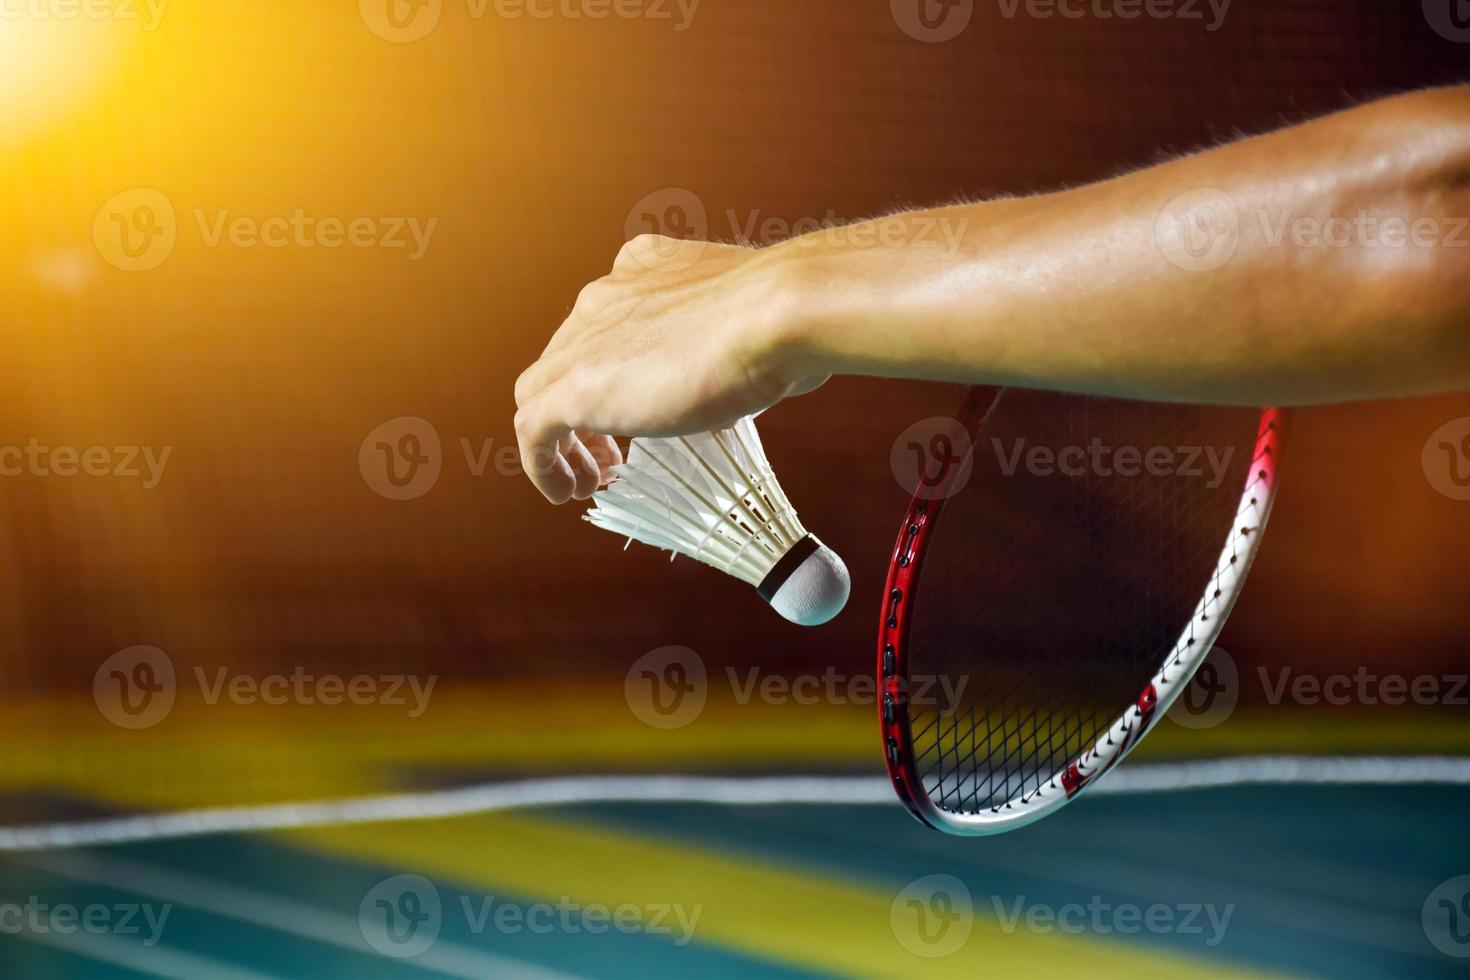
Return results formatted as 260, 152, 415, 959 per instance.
1, 0, 1468, 977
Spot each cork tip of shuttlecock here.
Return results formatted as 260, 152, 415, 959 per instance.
766, 540, 850, 627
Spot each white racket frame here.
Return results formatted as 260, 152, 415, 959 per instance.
882, 402, 1285, 835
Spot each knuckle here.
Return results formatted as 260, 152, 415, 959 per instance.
573, 278, 611, 312
629, 233, 667, 250
619, 234, 670, 264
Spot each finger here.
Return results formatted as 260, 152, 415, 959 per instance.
562, 432, 603, 502
515, 401, 576, 504
577, 431, 623, 484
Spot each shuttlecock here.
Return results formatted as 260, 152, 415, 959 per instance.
585, 417, 850, 627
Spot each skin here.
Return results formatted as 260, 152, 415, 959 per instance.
516, 86, 1470, 504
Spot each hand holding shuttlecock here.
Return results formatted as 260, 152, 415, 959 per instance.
584, 417, 850, 626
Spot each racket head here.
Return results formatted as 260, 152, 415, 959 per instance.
878, 388, 1284, 835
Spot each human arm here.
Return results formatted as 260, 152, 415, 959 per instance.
515, 86, 1470, 503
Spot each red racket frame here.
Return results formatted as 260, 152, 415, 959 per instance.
877, 388, 1283, 832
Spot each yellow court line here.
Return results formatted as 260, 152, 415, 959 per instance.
4, 687, 1468, 817
282, 813, 1280, 980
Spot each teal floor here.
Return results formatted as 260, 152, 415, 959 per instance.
1, 784, 1468, 978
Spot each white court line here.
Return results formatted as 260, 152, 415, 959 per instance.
0, 756, 1465, 852
1085, 755, 1470, 794
13, 850, 584, 980
14, 927, 285, 980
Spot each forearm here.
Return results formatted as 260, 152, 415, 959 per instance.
514, 88, 1470, 502
762, 87, 1470, 406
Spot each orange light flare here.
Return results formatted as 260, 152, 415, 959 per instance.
0, 13, 135, 142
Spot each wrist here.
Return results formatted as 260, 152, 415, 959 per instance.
743, 237, 854, 384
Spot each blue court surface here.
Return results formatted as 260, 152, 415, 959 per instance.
2, 778, 1467, 978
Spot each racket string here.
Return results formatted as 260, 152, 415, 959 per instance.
907, 396, 1262, 815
